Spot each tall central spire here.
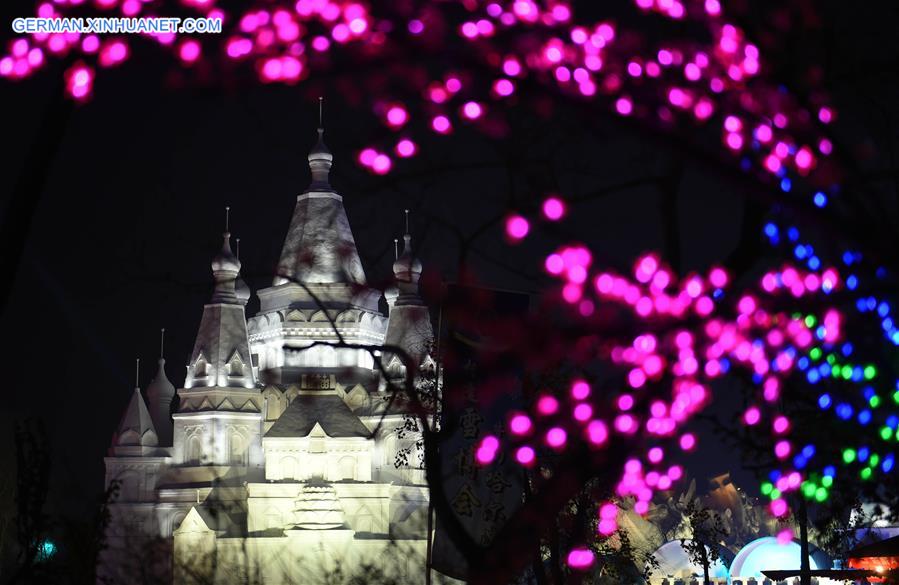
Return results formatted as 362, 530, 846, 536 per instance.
273, 124, 366, 286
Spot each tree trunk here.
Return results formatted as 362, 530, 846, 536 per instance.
799, 497, 811, 585
700, 544, 710, 585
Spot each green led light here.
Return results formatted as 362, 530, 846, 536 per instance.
810, 348, 822, 361
760, 482, 773, 496
861, 467, 873, 480
841, 365, 853, 380
821, 476, 833, 488
805, 315, 817, 328
801, 482, 816, 499
893, 391, 899, 404
770, 488, 782, 500
864, 365, 877, 380
814, 487, 828, 502
825, 354, 835, 365
843, 449, 857, 464
881, 426, 893, 441
870, 454, 881, 467
870, 396, 882, 408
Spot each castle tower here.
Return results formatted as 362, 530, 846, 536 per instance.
147, 329, 175, 446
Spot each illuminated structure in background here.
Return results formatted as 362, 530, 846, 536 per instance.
102, 129, 434, 584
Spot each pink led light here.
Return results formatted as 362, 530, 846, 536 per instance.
509, 413, 532, 435
505, 215, 530, 241
777, 528, 794, 544
771, 498, 788, 517
614, 414, 637, 434
546, 427, 567, 449
358, 148, 377, 167
647, 447, 663, 463
502, 58, 522, 77
462, 101, 483, 120
573, 403, 593, 422
515, 445, 536, 466
475, 435, 500, 464
179, 40, 201, 64
430, 115, 450, 134
567, 547, 595, 569
542, 197, 565, 221
774, 440, 791, 459
615, 97, 633, 116
570, 379, 590, 400
773, 416, 790, 434
743, 406, 761, 426
586, 420, 608, 445
494, 78, 515, 97
386, 105, 408, 128
371, 154, 392, 175
679, 433, 696, 451
536, 395, 559, 416
396, 139, 417, 158
617, 394, 634, 411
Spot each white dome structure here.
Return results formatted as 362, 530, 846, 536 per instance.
650, 540, 730, 584
729, 536, 822, 580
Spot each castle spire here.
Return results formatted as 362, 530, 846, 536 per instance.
147, 328, 175, 446
234, 237, 251, 306
210, 207, 241, 304
185, 213, 256, 389
307, 98, 332, 191
273, 123, 366, 286
112, 358, 158, 452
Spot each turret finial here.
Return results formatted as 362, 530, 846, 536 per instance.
225, 206, 231, 233
236, 238, 241, 260
159, 328, 165, 358
404, 208, 410, 235
134, 358, 141, 391
318, 96, 324, 129
394, 238, 399, 260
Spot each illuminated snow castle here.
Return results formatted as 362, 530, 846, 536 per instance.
101, 128, 434, 584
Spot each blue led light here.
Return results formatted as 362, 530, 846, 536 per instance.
864, 387, 876, 400
818, 394, 832, 409
780, 178, 791, 192
836, 403, 853, 420
884, 455, 895, 473
868, 298, 877, 311
795, 245, 807, 260
764, 223, 778, 238
802, 445, 816, 458
843, 251, 854, 265
842, 343, 853, 356
794, 455, 807, 469
813, 192, 827, 207
769, 470, 782, 482
788, 227, 799, 241
858, 447, 870, 462
824, 465, 836, 477
798, 357, 809, 370
879, 302, 891, 317
887, 416, 898, 429
808, 256, 821, 270
858, 410, 872, 425
808, 370, 820, 384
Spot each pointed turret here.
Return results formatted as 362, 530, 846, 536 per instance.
147, 329, 175, 446
383, 211, 434, 375
111, 359, 159, 455
273, 127, 366, 286
184, 218, 256, 389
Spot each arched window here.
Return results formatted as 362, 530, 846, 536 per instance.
118, 470, 140, 501
229, 433, 246, 466
280, 456, 297, 480
338, 456, 356, 481
186, 435, 202, 464
228, 355, 244, 377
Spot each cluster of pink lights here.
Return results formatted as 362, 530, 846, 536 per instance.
475, 195, 847, 564
2, 0, 838, 186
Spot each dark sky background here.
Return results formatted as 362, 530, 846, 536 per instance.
1, 1, 898, 521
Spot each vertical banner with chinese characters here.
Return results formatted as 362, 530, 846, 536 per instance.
430, 284, 531, 580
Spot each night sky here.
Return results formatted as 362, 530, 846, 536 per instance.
2, 0, 898, 521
